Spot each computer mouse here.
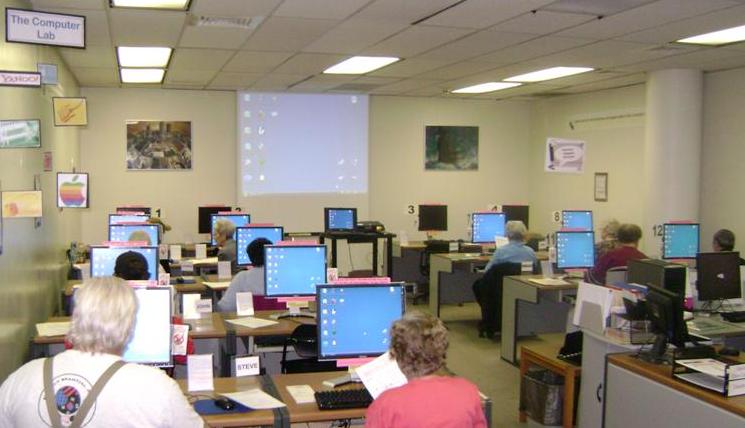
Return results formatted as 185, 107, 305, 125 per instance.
214, 397, 235, 411
719, 347, 740, 357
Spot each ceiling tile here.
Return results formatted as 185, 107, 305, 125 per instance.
553, 73, 646, 94
274, 0, 369, 20
223, 51, 294, 72
250, 73, 308, 90
490, 10, 595, 35
162, 83, 207, 89
541, 0, 657, 16
535, 40, 676, 69
302, 19, 409, 54
179, 25, 254, 49
423, 0, 555, 29
58, 45, 116, 68
368, 58, 451, 77
242, 17, 339, 52
622, 48, 745, 72
110, 9, 186, 46
354, 0, 463, 22
30, 0, 103, 10
70, 67, 120, 87
619, 4, 745, 44
363, 25, 472, 58
191, 0, 282, 16
477, 36, 592, 65
416, 30, 536, 62
169, 48, 233, 71
371, 78, 443, 94
209, 72, 264, 88
289, 74, 357, 91
272, 53, 347, 75
416, 61, 497, 80
165, 69, 218, 85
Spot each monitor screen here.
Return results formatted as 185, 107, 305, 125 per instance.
123, 287, 172, 367
109, 214, 149, 225
556, 231, 595, 269
418, 205, 447, 231
210, 213, 251, 245
696, 252, 742, 301
109, 224, 160, 245
198, 206, 231, 234
264, 245, 326, 297
663, 223, 699, 259
471, 212, 506, 243
562, 210, 593, 231
236, 226, 284, 266
645, 283, 688, 351
317, 282, 405, 360
117, 206, 151, 215
324, 208, 357, 231
90, 246, 159, 281
502, 205, 529, 228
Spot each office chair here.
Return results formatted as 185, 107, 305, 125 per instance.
473, 262, 522, 338
280, 324, 343, 374
414, 240, 451, 304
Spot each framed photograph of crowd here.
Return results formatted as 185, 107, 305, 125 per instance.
126, 121, 192, 170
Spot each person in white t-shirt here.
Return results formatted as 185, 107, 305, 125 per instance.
0, 277, 204, 428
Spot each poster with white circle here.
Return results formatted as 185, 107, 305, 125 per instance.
57, 172, 89, 208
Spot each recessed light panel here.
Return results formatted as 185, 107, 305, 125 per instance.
110, 0, 190, 10
452, 82, 522, 94
120, 68, 165, 83
117, 47, 172, 68
323, 56, 400, 75
677, 24, 745, 46
505, 66, 594, 82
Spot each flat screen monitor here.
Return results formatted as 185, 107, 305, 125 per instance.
696, 252, 742, 301
236, 226, 284, 266
264, 245, 326, 297
418, 204, 447, 231
644, 283, 688, 357
198, 206, 231, 234
556, 231, 595, 269
109, 214, 149, 225
123, 287, 172, 367
117, 206, 151, 215
317, 282, 405, 360
324, 208, 357, 231
562, 210, 593, 231
210, 213, 251, 245
502, 205, 529, 228
471, 212, 506, 243
109, 224, 160, 245
90, 246, 159, 281
663, 223, 699, 259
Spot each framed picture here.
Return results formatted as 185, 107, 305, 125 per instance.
594, 172, 608, 202
57, 172, 89, 208
2, 190, 43, 218
0, 119, 41, 148
425, 125, 479, 170
53, 97, 88, 126
126, 121, 192, 170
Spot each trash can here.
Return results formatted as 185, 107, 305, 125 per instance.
520, 367, 564, 426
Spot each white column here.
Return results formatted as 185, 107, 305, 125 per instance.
643, 69, 703, 256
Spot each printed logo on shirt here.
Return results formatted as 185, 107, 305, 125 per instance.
37, 373, 96, 427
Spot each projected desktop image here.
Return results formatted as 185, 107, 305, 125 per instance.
109, 224, 160, 245
210, 213, 251, 245
236, 226, 284, 266
418, 204, 447, 232
562, 210, 593, 231
472, 212, 506, 243
90, 246, 159, 281
663, 223, 699, 259
325, 208, 357, 232
123, 287, 172, 367
556, 231, 595, 269
109, 213, 149, 225
264, 245, 326, 297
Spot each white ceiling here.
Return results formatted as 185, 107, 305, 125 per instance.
27, 0, 745, 99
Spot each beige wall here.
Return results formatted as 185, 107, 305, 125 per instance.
0, 0, 81, 380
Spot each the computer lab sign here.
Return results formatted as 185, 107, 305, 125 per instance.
5, 8, 85, 49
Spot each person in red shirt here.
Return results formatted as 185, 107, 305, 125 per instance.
588, 223, 646, 285
365, 312, 486, 428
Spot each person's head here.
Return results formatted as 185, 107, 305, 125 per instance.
617, 224, 642, 246
127, 230, 152, 246
114, 251, 150, 280
214, 220, 235, 246
505, 220, 527, 242
68, 277, 138, 355
247, 238, 272, 267
713, 229, 735, 252
389, 311, 448, 379
601, 219, 620, 241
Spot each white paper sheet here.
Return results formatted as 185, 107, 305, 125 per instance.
236, 292, 254, 316
529, 278, 570, 286
572, 281, 614, 329
235, 355, 260, 377
355, 351, 408, 399
225, 317, 279, 329
218, 261, 232, 279
172, 324, 189, 355
203, 281, 231, 290
182, 293, 201, 320
187, 354, 214, 392
36, 321, 71, 337
222, 389, 286, 409
195, 244, 207, 260
169, 245, 181, 261
191, 257, 218, 264
286, 385, 316, 404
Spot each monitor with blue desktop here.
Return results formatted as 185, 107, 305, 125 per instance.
325, 208, 357, 232
109, 224, 160, 245
90, 246, 159, 281
236, 226, 284, 266
109, 213, 149, 225
562, 210, 593, 231
317, 282, 405, 360
556, 231, 595, 269
471, 212, 506, 243
123, 287, 172, 367
663, 223, 699, 259
264, 244, 326, 297
210, 213, 251, 245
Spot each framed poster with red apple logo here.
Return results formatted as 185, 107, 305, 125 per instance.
57, 172, 88, 208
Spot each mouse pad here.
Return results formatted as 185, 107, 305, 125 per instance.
193, 399, 253, 415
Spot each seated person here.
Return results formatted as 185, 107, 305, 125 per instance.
126, 232, 168, 277
484, 220, 537, 271
114, 250, 150, 281
588, 223, 646, 285
595, 219, 620, 260
217, 238, 279, 312
712, 228, 745, 265
0, 277, 203, 427
365, 312, 486, 428
214, 219, 237, 273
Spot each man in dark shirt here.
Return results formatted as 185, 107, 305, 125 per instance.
712, 228, 745, 265
588, 223, 646, 285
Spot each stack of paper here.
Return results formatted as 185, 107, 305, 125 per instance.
36, 321, 71, 337
225, 317, 279, 329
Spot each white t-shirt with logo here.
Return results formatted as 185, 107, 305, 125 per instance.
0, 350, 203, 427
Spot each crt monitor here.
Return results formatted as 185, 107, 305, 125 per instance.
502, 205, 529, 228
90, 246, 159, 281
562, 210, 593, 231
264, 245, 326, 297
123, 287, 172, 367
556, 231, 595, 269
109, 224, 160, 245
109, 213, 149, 225
663, 223, 699, 259
643, 284, 689, 361
317, 282, 405, 360
471, 212, 506, 243
210, 213, 251, 245
627, 258, 687, 297
116, 206, 151, 215
696, 252, 742, 301
236, 226, 284, 266
198, 205, 231, 234
324, 208, 357, 231
418, 205, 447, 231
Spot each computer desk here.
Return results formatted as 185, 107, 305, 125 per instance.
429, 252, 490, 317
320, 231, 396, 277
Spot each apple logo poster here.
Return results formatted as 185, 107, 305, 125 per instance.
57, 172, 89, 208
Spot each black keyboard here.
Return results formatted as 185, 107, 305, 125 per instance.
721, 311, 745, 323
314, 388, 373, 410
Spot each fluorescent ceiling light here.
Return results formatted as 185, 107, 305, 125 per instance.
120, 68, 165, 83
677, 24, 745, 46
451, 82, 522, 94
110, 0, 190, 10
323, 56, 400, 74
117, 47, 172, 68
505, 66, 594, 82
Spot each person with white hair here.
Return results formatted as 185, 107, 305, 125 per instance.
0, 277, 203, 428
215, 219, 237, 273
484, 220, 537, 271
